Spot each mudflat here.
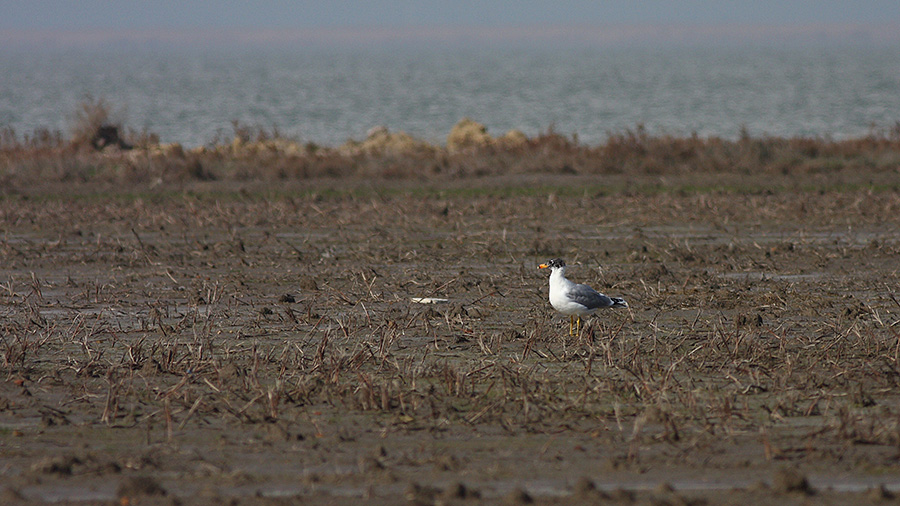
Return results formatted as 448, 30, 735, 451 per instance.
2, 170, 900, 505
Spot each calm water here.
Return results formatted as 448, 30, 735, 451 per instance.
1, 45, 899, 147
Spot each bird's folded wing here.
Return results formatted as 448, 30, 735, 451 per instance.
568, 284, 616, 310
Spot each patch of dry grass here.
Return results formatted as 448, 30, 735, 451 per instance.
2, 101, 899, 189
2, 193, 900, 453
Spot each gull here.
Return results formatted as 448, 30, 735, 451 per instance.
538, 258, 627, 335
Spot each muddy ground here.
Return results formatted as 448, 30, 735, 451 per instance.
2, 172, 900, 505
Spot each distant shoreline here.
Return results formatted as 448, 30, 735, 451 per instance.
3, 22, 899, 51
2, 115, 898, 194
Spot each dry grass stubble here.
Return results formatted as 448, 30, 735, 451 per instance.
1, 184, 900, 503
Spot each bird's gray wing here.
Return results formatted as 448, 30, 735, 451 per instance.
568, 283, 617, 310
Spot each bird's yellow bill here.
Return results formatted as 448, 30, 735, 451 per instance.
538, 263, 549, 269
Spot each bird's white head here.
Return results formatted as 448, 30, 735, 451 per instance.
538, 258, 566, 274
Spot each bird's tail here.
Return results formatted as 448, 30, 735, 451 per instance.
610, 297, 628, 308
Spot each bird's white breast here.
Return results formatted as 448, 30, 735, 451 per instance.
548, 270, 592, 316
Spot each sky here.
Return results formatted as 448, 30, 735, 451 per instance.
3, 1, 900, 48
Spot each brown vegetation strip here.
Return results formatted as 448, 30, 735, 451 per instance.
3, 111, 900, 188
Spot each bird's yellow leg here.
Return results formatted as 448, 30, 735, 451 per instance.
576, 316, 582, 335
568, 315, 575, 336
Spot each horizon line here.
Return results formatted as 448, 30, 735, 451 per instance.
2, 22, 899, 49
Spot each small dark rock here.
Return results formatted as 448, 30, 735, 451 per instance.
357, 455, 385, 473
501, 329, 524, 340
298, 276, 318, 291
736, 312, 763, 328
404, 482, 439, 503
116, 475, 167, 499
574, 476, 597, 495
91, 124, 131, 151
608, 488, 636, 503
264, 422, 291, 443
867, 484, 895, 501
30, 455, 80, 476
655, 482, 675, 494
218, 363, 240, 381
433, 454, 462, 471
772, 466, 812, 495
441, 482, 477, 500
574, 476, 610, 502
40, 412, 70, 427
504, 487, 533, 505
0, 486, 26, 504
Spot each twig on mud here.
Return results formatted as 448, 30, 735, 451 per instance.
425, 275, 460, 300
887, 291, 900, 312
469, 289, 504, 306
177, 395, 205, 430
237, 393, 265, 415
331, 287, 356, 305
131, 228, 146, 251
28, 272, 43, 301
164, 398, 173, 442
466, 400, 502, 424
465, 362, 496, 378
359, 271, 380, 300
100, 381, 118, 425
309, 314, 327, 332
276, 236, 305, 259
202, 377, 221, 392
164, 269, 179, 284
162, 375, 190, 399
